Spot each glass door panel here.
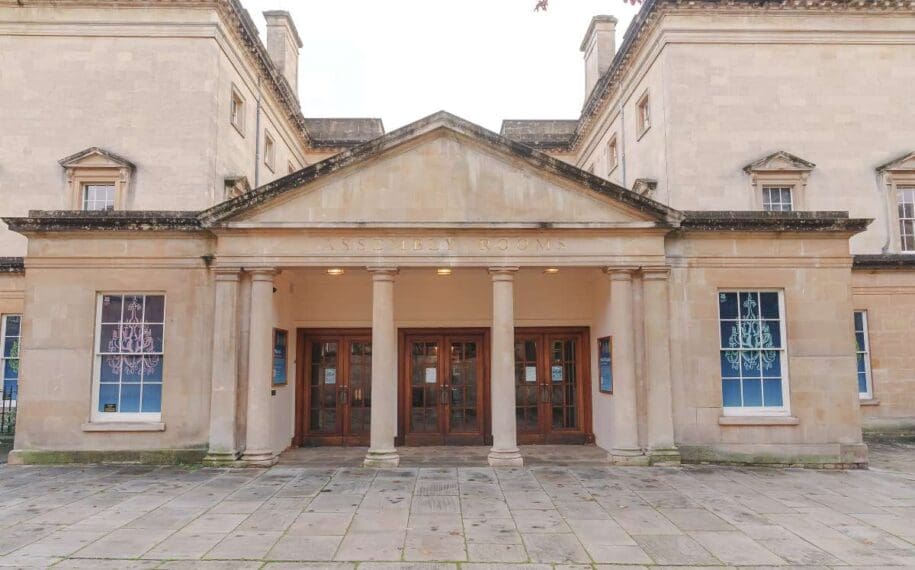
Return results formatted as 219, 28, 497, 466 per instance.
549, 337, 579, 431
410, 340, 440, 433
347, 340, 372, 436
448, 340, 480, 434
514, 338, 541, 434
309, 341, 340, 435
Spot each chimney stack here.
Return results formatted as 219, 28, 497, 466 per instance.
580, 15, 617, 102
263, 10, 303, 95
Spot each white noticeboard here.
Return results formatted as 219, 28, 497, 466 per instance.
425, 367, 437, 384
324, 368, 337, 385
551, 365, 563, 382
525, 366, 537, 383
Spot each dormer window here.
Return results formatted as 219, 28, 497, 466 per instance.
877, 152, 915, 253
59, 147, 134, 212
744, 151, 814, 212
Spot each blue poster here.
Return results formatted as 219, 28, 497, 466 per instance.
272, 329, 288, 385
598, 337, 613, 394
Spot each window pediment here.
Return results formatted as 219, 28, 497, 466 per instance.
743, 151, 815, 175
59, 147, 134, 211
876, 151, 915, 174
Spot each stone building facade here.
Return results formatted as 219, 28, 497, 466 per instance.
0, 0, 912, 467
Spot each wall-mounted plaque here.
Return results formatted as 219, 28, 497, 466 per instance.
598, 336, 613, 394
272, 328, 288, 386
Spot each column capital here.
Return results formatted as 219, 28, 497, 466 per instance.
489, 266, 519, 281
212, 267, 242, 281
248, 268, 278, 282
604, 266, 639, 281
641, 266, 671, 281
367, 266, 399, 280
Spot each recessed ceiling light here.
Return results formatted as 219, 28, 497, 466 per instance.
544, 268, 560, 275
436, 268, 453, 276
326, 268, 345, 276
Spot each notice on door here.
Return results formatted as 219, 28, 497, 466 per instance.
525, 366, 537, 383
425, 367, 437, 384
324, 368, 337, 385
551, 365, 563, 382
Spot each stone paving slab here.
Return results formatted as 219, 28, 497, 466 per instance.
0, 447, 913, 567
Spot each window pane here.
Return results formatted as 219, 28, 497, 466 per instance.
99, 384, 119, 412
120, 384, 141, 413
720, 321, 739, 349
763, 379, 783, 407
761, 351, 781, 378
759, 292, 780, 319
743, 378, 763, 406
101, 295, 123, 323
740, 351, 762, 377
4, 315, 20, 337
722, 378, 741, 407
141, 383, 162, 413
144, 296, 165, 323
858, 372, 868, 394
853, 311, 864, 331
739, 292, 759, 319
719, 292, 738, 319
4, 359, 18, 381
761, 321, 781, 349
720, 351, 740, 377
100, 356, 121, 382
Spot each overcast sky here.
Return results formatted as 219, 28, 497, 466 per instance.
241, 0, 640, 132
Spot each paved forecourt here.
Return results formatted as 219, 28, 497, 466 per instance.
0, 449, 913, 568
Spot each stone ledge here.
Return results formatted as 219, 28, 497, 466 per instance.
7, 448, 206, 465
82, 422, 166, 432
860, 398, 881, 407
718, 415, 800, 426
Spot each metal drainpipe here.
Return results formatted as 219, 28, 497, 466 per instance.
254, 76, 262, 187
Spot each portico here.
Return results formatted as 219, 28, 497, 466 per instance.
4, 112, 870, 469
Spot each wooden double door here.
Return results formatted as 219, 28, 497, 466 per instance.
296, 331, 373, 446
400, 330, 488, 446
514, 328, 591, 444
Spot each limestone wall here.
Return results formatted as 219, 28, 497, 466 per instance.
12, 234, 214, 456
667, 233, 866, 465
574, 11, 915, 255
852, 269, 915, 431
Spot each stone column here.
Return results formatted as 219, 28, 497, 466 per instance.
240, 269, 278, 467
488, 267, 523, 467
607, 268, 647, 465
364, 267, 400, 467
204, 268, 242, 466
642, 267, 680, 465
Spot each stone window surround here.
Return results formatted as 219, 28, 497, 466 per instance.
744, 152, 815, 212
879, 153, 915, 254
635, 91, 650, 140
88, 292, 166, 426
230, 84, 246, 136
60, 149, 134, 212
718, 289, 792, 418
607, 133, 619, 175
264, 130, 276, 172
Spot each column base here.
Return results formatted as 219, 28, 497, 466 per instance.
202, 450, 240, 467
488, 448, 523, 467
608, 448, 650, 466
238, 450, 278, 468
364, 449, 400, 468
648, 447, 681, 466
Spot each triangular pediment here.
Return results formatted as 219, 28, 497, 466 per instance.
200, 112, 680, 228
59, 147, 135, 170
877, 151, 915, 173
743, 151, 815, 174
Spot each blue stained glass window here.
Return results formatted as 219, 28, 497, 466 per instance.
1, 314, 21, 399
718, 291, 786, 410
95, 295, 165, 415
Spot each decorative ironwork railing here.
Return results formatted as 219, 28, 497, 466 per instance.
0, 386, 16, 436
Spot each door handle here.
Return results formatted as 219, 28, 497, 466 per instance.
337, 387, 348, 405
540, 385, 551, 403
440, 385, 450, 406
